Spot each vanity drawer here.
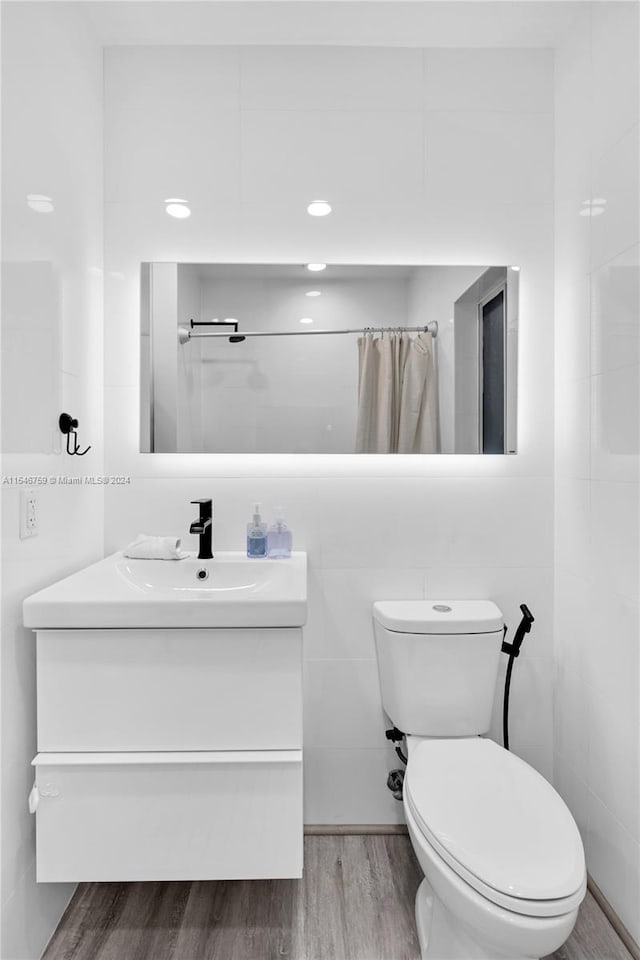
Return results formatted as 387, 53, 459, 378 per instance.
37, 628, 302, 751
32, 750, 303, 882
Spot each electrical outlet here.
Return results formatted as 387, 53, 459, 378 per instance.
19, 490, 38, 539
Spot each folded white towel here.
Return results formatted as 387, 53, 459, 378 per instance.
123, 534, 188, 560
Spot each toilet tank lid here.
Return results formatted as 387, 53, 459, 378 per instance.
373, 600, 503, 634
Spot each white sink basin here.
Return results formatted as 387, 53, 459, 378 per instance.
23, 551, 307, 629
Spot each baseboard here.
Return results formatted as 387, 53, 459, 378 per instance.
587, 874, 640, 960
304, 824, 409, 836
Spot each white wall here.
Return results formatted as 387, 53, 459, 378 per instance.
554, 1, 639, 943
0, 3, 104, 957
103, 43, 555, 825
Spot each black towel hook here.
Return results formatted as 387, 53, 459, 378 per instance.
59, 413, 91, 456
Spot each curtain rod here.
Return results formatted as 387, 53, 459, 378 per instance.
178, 322, 438, 343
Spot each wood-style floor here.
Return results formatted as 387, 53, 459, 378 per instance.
43, 836, 634, 960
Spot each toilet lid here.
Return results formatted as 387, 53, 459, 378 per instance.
373, 600, 503, 634
405, 738, 585, 908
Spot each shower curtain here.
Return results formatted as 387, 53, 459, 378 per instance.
355, 331, 438, 454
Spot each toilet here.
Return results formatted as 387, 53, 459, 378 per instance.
373, 600, 586, 960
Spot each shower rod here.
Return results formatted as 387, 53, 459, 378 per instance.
178, 321, 438, 344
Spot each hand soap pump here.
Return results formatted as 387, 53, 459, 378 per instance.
246, 503, 267, 558
267, 506, 292, 559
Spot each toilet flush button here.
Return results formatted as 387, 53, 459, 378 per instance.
433, 604, 452, 612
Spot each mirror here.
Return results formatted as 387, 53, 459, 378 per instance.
140, 263, 518, 454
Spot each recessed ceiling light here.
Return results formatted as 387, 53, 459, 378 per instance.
306, 263, 326, 272
26, 194, 54, 213
165, 198, 191, 219
306, 290, 322, 297
307, 200, 332, 217
300, 318, 314, 324
510, 265, 520, 272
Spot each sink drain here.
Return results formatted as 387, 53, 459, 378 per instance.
196, 568, 209, 582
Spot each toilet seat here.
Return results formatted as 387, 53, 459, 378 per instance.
405, 737, 586, 919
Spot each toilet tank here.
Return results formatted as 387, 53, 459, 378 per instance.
373, 600, 504, 737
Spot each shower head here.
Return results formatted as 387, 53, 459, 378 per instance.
183, 318, 246, 343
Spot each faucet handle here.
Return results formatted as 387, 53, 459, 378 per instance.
191, 498, 213, 522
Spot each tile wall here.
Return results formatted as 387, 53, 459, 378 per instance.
0, 4, 104, 958
554, 1, 640, 943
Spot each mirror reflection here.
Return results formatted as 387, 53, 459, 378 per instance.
141, 263, 518, 454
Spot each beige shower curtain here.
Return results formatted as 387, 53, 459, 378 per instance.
355, 331, 437, 454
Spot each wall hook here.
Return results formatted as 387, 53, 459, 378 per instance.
59, 413, 91, 456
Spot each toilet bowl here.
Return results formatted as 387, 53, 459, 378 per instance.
404, 737, 585, 959
372, 600, 587, 960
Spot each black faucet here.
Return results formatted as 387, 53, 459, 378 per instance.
190, 499, 213, 559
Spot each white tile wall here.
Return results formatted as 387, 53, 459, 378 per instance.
591, 244, 640, 376
303, 747, 405, 825
103, 44, 554, 829
591, 124, 640, 272
587, 687, 639, 840
423, 49, 553, 114
554, 753, 590, 841
303, 660, 386, 749
581, 589, 639, 710
589, 480, 639, 601
554, 1, 640, 943
0, 4, 104, 957
424, 112, 553, 205
306, 568, 425, 661
555, 478, 591, 581
587, 792, 640, 938
107, 106, 241, 207
590, 2, 640, 162
241, 109, 425, 208
590, 366, 640, 484
240, 47, 424, 112
554, 666, 590, 782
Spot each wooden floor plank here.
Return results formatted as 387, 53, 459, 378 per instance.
543, 888, 634, 960
302, 835, 350, 960
170, 878, 232, 960
42, 836, 634, 960
340, 836, 421, 960
43, 882, 130, 960
97, 881, 191, 960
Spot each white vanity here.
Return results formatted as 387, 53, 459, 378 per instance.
23, 552, 307, 883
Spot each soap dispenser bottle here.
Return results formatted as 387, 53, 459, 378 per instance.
246, 503, 267, 558
267, 507, 292, 559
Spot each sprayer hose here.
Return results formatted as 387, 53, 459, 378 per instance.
503, 653, 516, 752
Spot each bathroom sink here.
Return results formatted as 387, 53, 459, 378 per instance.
23, 551, 307, 629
